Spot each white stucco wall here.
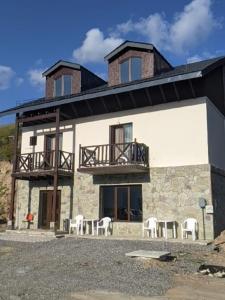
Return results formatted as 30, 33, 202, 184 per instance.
20, 97, 210, 169
21, 122, 74, 153
207, 99, 225, 171
74, 97, 209, 169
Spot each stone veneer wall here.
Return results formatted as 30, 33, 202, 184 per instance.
74, 164, 214, 239
15, 178, 73, 230
211, 166, 225, 237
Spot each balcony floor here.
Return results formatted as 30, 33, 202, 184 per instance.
12, 169, 74, 180
77, 164, 149, 175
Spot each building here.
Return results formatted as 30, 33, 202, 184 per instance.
1, 41, 225, 240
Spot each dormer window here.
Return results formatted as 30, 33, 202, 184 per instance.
54, 75, 72, 97
120, 57, 142, 83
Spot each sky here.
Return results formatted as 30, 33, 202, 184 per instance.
0, 0, 225, 125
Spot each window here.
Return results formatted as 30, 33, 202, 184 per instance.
30, 136, 37, 146
120, 57, 142, 83
63, 75, 72, 95
110, 123, 132, 144
54, 75, 72, 97
100, 185, 142, 222
55, 77, 62, 97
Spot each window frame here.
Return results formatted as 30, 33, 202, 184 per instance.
99, 184, 143, 222
54, 75, 72, 97
119, 56, 142, 83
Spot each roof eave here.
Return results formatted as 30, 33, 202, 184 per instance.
42, 61, 81, 77
104, 41, 154, 61
0, 71, 203, 118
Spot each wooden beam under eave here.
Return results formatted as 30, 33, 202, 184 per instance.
189, 79, 196, 98
85, 100, 94, 115
129, 91, 137, 108
100, 97, 109, 113
159, 85, 166, 102
173, 82, 180, 101
144, 88, 153, 105
19, 112, 57, 123
70, 103, 79, 118
114, 94, 122, 109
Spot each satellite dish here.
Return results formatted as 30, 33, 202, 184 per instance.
199, 198, 207, 209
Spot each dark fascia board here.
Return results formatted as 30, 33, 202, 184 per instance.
42, 60, 81, 77
0, 71, 202, 118
201, 56, 225, 76
104, 41, 154, 61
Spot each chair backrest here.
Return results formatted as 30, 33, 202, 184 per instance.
75, 214, 84, 224
101, 217, 111, 227
184, 218, 197, 230
146, 217, 157, 229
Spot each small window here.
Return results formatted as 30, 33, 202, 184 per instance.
55, 77, 62, 97
63, 75, 72, 95
30, 136, 37, 146
100, 185, 142, 222
54, 75, 72, 97
120, 57, 142, 83
131, 57, 142, 81
120, 60, 129, 83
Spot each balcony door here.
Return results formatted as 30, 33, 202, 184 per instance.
38, 190, 61, 229
44, 134, 62, 168
110, 123, 132, 163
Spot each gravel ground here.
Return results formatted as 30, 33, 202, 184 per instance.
0, 237, 213, 300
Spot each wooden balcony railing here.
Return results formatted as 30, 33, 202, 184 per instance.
79, 142, 149, 169
15, 150, 74, 173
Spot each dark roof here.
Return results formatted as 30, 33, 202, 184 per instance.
104, 41, 154, 60
1, 56, 225, 117
42, 60, 80, 77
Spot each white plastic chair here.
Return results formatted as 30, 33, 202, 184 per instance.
96, 217, 111, 236
69, 215, 84, 235
142, 217, 158, 238
181, 218, 198, 241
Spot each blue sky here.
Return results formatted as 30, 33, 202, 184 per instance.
0, 0, 225, 124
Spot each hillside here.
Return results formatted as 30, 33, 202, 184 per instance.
0, 124, 15, 161
0, 124, 14, 223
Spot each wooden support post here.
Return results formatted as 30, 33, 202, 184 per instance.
52, 108, 60, 231
9, 113, 20, 229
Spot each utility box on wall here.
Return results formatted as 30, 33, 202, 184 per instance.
206, 205, 214, 214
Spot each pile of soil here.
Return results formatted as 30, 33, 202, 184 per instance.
214, 230, 225, 252
0, 161, 12, 223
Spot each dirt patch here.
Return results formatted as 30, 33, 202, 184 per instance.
165, 274, 225, 300
0, 246, 13, 256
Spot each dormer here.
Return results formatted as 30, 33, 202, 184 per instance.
105, 41, 173, 86
43, 60, 106, 99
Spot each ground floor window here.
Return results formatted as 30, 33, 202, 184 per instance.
100, 185, 142, 222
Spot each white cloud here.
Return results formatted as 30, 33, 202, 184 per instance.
15, 77, 24, 87
72, 28, 123, 63
0, 65, 15, 90
187, 49, 225, 63
116, 0, 221, 55
27, 68, 45, 89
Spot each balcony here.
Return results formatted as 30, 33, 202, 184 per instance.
13, 150, 74, 179
77, 142, 149, 175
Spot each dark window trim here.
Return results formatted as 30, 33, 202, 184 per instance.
99, 184, 143, 223
30, 136, 37, 146
119, 56, 142, 83
109, 122, 133, 144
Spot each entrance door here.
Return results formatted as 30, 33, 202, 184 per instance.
38, 190, 61, 229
